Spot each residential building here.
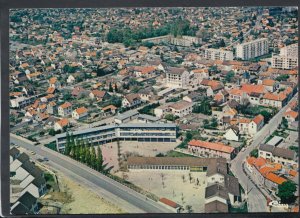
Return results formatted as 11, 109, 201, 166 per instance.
58, 102, 72, 117
188, 139, 236, 161
122, 93, 142, 108
223, 126, 239, 141
168, 100, 194, 118
165, 67, 190, 88
248, 114, 264, 136
236, 38, 268, 60
258, 144, 297, 166
72, 107, 88, 120
54, 118, 69, 132
204, 48, 234, 61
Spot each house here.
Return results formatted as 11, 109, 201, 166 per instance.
262, 92, 287, 108
72, 107, 88, 120
54, 118, 69, 132
200, 79, 224, 96
154, 104, 171, 118
237, 118, 251, 134
260, 79, 278, 92
122, 94, 142, 108
47, 101, 57, 115
188, 139, 236, 161
58, 102, 72, 117
191, 68, 209, 84
224, 126, 239, 141
11, 192, 39, 215
89, 90, 109, 101
101, 105, 117, 114
168, 100, 194, 118
138, 88, 154, 102
165, 67, 190, 88
67, 75, 76, 84
72, 86, 87, 97
284, 110, 298, 123
183, 92, 202, 103
248, 114, 264, 136
259, 144, 297, 166
48, 77, 61, 89
134, 66, 157, 78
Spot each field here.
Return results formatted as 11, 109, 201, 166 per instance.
118, 171, 207, 213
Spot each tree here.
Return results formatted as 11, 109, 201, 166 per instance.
49, 128, 56, 136
277, 181, 297, 204
260, 111, 271, 123
186, 205, 193, 213
164, 114, 177, 121
225, 71, 235, 83
114, 83, 118, 93
109, 82, 114, 92
281, 117, 288, 129
90, 146, 97, 169
96, 145, 104, 172
250, 148, 258, 158
219, 39, 225, 47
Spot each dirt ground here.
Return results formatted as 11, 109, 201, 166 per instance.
41, 172, 125, 214
116, 171, 207, 213
99, 141, 179, 173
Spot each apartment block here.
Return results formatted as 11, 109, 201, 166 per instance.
236, 38, 269, 60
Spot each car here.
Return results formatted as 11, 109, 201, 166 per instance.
43, 157, 49, 161
34, 142, 41, 145
30, 151, 36, 155
241, 147, 246, 152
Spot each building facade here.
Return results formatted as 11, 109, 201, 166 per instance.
56, 123, 177, 151
204, 48, 234, 61
236, 38, 269, 60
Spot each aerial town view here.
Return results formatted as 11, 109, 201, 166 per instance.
9, 7, 298, 214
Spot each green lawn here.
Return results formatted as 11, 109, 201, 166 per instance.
166, 150, 195, 157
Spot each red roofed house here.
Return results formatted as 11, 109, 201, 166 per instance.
262, 92, 287, 108
248, 114, 265, 136
72, 107, 88, 120
188, 139, 236, 161
54, 118, 69, 131
89, 90, 109, 102
49, 77, 61, 89
284, 110, 298, 123
58, 102, 72, 117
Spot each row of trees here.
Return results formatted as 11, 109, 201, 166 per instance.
106, 18, 198, 47
192, 97, 212, 115
64, 132, 108, 173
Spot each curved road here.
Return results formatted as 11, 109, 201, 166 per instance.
230, 93, 298, 212
10, 134, 173, 213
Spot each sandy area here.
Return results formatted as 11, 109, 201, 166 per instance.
57, 173, 125, 214
118, 171, 207, 213
99, 141, 179, 173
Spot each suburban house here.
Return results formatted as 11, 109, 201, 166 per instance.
101, 105, 117, 114
248, 114, 264, 136
54, 118, 69, 132
122, 93, 142, 108
245, 157, 289, 190
89, 90, 109, 102
72, 107, 88, 120
284, 110, 298, 123
165, 67, 190, 88
200, 79, 224, 97
58, 102, 72, 117
262, 92, 287, 108
48, 77, 61, 89
188, 139, 236, 161
258, 144, 297, 166
168, 100, 194, 118
223, 126, 240, 141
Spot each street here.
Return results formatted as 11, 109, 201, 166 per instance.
10, 134, 174, 213
230, 93, 298, 212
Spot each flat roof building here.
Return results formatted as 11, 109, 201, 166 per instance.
236, 38, 268, 60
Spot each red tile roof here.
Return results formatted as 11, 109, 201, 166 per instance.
188, 139, 234, 154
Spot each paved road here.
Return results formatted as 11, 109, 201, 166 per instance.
10, 134, 174, 213
230, 93, 298, 212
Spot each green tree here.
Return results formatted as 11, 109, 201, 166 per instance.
109, 82, 114, 92
49, 128, 56, 136
277, 181, 297, 204
96, 146, 104, 172
250, 149, 258, 158
260, 111, 271, 123
91, 146, 97, 169
225, 71, 235, 83
164, 114, 177, 121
